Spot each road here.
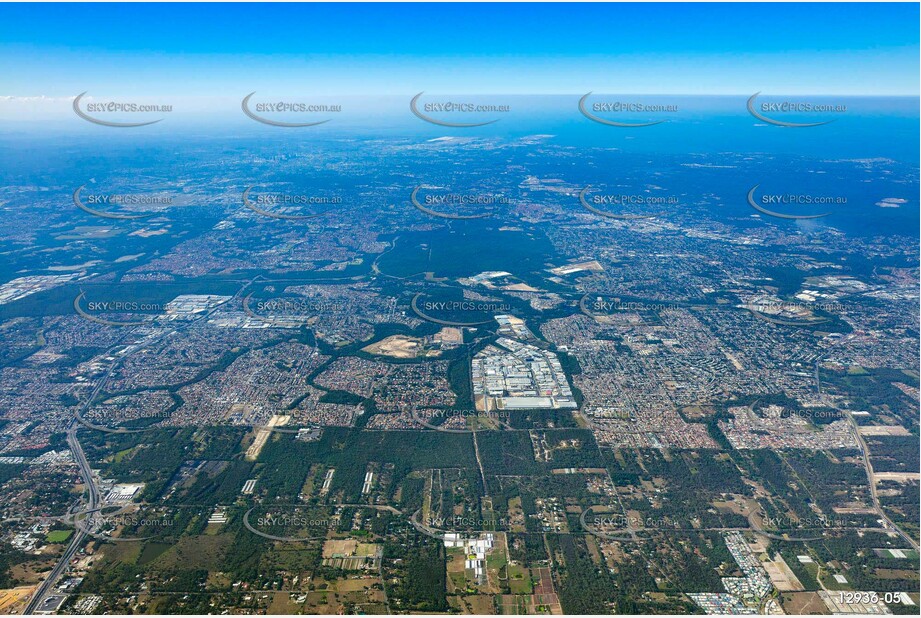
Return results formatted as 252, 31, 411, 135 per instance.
23, 429, 97, 614
847, 411, 920, 552
817, 345, 917, 552
26, 357, 113, 615
25, 284, 255, 614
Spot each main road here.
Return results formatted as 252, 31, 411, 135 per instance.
23, 427, 98, 614
847, 411, 919, 552
26, 282, 256, 614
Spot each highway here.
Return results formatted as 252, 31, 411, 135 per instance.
847, 411, 920, 552
23, 428, 97, 614
25, 284, 254, 614
818, 344, 917, 552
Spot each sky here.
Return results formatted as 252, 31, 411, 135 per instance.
1, 2, 919, 98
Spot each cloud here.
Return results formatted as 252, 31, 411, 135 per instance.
0, 95, 76, 102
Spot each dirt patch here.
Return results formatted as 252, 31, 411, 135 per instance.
782, 591, 829, 614
0, 587, 35, 614
764, 554, 805, 591
362, 334, 438, 358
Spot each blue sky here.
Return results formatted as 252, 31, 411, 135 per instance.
1, 2, 918, 96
